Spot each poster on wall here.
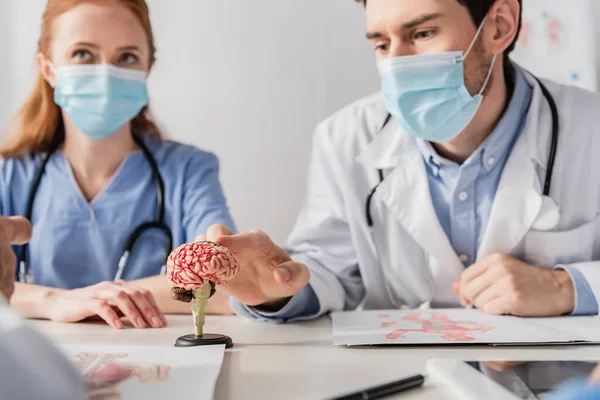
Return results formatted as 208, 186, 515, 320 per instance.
511, 0, 597, 91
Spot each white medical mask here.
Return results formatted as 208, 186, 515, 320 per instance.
49, 62, 149, 140
378, 18, 496, 143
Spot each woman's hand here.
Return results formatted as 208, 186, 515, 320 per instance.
45, 280, 167, 329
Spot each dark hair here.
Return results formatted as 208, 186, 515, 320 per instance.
357, 0, 523, 83
456, 0, 522, 59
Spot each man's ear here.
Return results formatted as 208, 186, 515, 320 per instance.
484, 0, 520, 56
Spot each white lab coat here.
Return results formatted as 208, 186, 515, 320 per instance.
287, 72, 600, 315
0, 296, 85, 400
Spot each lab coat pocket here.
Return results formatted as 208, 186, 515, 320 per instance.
522, 215, 600, 267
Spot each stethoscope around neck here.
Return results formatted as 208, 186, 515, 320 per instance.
365, 76, 560, 309
365, 76, 560, 228
18, 133, 173, 284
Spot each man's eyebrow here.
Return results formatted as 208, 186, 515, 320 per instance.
366, 31, 383, 40
365, 12, 444, 40
402, 13, 444, 29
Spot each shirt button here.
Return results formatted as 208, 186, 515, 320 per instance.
460, 254, 469, 263
488, 157, 496, 166
458, 191, 469, 201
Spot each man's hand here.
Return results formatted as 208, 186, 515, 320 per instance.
201, 225, 310, 308
454, 253, 575, 317
0, 217, 32, 300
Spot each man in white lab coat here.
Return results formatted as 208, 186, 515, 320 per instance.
0, 216, 85, 399
211, 0, 600, 321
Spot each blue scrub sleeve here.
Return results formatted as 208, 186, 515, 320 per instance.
182, 152, 237, 241
230, 284, 321, 323
558, 265, 599, 316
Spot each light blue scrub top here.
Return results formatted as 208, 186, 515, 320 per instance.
0, 134, 236, 289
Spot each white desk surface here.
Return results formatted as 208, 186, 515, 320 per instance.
31, 315, 600, 400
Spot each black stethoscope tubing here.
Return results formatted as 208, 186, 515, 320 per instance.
366, 77, 559, 227
18, 133, 173, 283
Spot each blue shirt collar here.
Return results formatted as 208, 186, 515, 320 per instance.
415, 65, 533, 172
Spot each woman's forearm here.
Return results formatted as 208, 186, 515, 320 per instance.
12, 277, 234, 320
10, 283, 65, 319
133, 275, 234, 315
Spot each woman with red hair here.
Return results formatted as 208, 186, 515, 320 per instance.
2, 0, 236, 329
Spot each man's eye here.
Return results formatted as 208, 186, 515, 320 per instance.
375, 43, 390, 52
414, 30, 436, 40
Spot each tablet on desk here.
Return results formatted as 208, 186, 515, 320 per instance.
427, 359, 599, 400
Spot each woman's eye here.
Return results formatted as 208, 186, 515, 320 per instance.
72, 50, 92, 62
119, 53, 139, 65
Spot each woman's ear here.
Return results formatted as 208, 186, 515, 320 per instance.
37, 53, 57, 88
485, 0, 520, 56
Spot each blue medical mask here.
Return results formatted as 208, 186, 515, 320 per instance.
50, 63, 149, 140
378, 20, 496, 143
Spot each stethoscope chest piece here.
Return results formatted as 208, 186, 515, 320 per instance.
532, 196, 561, 231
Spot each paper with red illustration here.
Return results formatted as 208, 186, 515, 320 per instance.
332, 309, 600, 346
61, 344, 225, 400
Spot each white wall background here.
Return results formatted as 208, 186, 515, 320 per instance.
590, 2, 600, 88
4, 1, 600, 243
0, 1, 14, 128
0, 0, 378, 243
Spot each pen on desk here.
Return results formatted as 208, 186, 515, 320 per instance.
329, 374, 425, 400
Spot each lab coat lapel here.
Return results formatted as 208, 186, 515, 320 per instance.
477, 136, 543, 259
360, 123, 464, 277
477, 74, 550, 260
